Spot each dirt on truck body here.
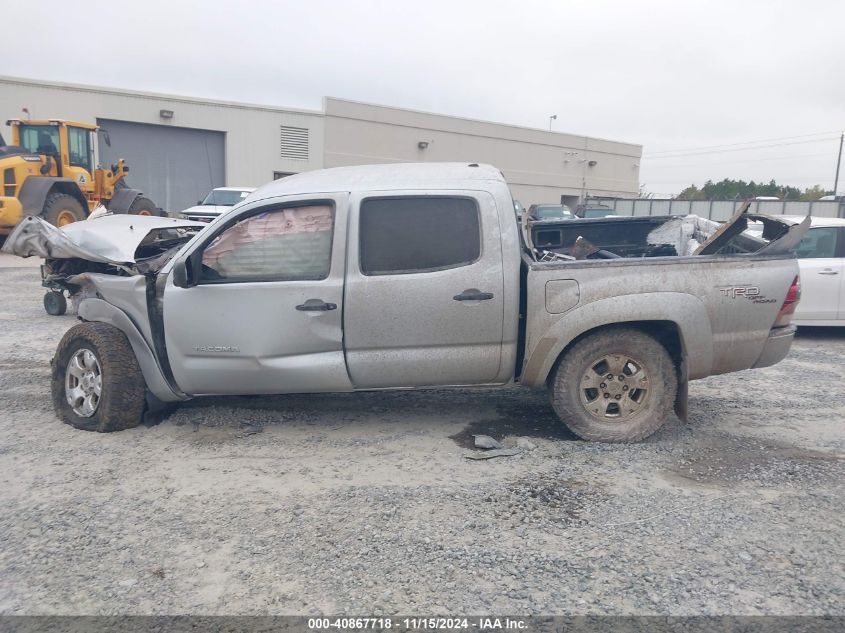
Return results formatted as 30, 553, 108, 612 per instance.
2, 162, 809, 443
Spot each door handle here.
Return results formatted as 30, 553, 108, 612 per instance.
453, 288, 494, 301
295, 299, 337, 311
818, 269, 839, 275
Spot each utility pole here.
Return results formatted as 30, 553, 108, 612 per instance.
549, 114, 557, 131
834, 132, 843, 196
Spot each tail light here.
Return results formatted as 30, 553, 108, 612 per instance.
774, 275, 800, 328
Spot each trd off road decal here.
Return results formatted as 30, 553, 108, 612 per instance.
717, 286, 777, 304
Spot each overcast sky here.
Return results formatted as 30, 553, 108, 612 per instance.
6, 0, 844, 195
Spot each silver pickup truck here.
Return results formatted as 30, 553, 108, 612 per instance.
3, 163, 809, 441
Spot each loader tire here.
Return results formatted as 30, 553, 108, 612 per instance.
549, 327, 677, 443
43, 193, 86, 227
51, 322, 146, 432
128, 196, 160, 216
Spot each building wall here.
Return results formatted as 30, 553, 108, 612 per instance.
0, 76, 325, 194
324, 98, 641, 207
0, 76, 642, 212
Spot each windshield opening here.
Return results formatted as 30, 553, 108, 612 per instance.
535, 205, 573, 219
202, 190, 251, 206
18, 125, 60, 156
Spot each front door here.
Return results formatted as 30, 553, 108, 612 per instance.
162, 193, 351, 395
794, 226, 843, 323
343, 191, 505, 388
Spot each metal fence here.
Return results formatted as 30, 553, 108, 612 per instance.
586, 198, 845, 221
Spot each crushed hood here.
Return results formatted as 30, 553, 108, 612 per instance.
1, 214, 205, 264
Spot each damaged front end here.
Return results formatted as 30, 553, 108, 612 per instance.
2, 214, 205, 314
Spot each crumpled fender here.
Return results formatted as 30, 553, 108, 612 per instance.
77, 298, 187, 403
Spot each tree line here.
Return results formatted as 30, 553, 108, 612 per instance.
675, 179, 832, 201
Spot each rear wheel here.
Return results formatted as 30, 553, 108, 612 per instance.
52, 322, 147, 432
128, 196, 159, 216
43, 193, 86, 227
549, 327, 677, 443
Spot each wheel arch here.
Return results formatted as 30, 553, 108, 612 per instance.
19, 177, 88, 216
543, 320, 684, 386
76, 298, 188, 403
521, 292, 713, 400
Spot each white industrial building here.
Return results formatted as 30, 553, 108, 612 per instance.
0, 75, 641, 214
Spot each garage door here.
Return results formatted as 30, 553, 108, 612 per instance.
97, 119, 225, 214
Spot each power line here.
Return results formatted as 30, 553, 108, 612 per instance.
644, 177, 835, 186
645, 130, 842, 156
642, 136, 840, 159
644, 151, 833, 169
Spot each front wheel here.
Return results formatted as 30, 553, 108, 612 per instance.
51, 322, 147, 432
549, 327, 677, 443
128, 196, 160, 216
43, 193, 86, 227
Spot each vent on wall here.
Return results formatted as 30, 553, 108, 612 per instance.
280, 125, 309, 160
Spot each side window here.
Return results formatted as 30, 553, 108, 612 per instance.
795, 227, 838, 259
67, 127, 92, 172
200, 203, 334, 282
359, 197, 480, 275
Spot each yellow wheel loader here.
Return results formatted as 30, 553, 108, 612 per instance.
0, 119, 160, 235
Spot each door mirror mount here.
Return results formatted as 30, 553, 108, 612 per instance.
172, 259, 188, 288
172, 257, 199, 288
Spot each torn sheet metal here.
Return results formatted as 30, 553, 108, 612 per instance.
647, 208, 804, 258
754, 215, 811, 255
1, 214, 205, 264
692, 205, 805, 256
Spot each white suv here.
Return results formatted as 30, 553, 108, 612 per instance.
176, 187, 255, 223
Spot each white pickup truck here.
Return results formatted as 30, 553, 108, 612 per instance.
3, 163, 809, 441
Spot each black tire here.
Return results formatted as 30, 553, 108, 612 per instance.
42, 193, 86, 227
43, 291, 67, 316
128, 196, 160, 216
549, 327, 677, 443
51, 322, 147, 432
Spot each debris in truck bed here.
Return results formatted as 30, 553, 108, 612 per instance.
646, 215, 719, 257
528, 209, 802, 261
571, 235, 622, 260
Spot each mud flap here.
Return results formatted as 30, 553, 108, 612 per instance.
107, 188, 142, 214
674, 358, 689, 423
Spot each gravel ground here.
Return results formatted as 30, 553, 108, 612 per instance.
0, 265, 843, 616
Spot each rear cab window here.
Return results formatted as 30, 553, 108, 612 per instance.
359, 196, 481, 275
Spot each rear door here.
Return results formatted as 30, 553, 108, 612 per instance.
162, 193, 351, 395
343, 191, 505, 388
793, 226, 843, 323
